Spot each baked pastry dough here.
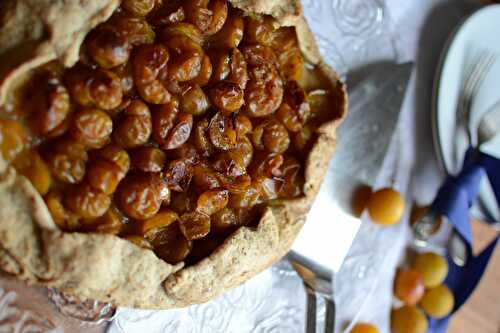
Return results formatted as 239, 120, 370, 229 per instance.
0, 0, 346, 308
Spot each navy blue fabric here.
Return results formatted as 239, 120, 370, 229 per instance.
428, 148, 499, 333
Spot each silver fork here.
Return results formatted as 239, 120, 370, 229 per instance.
414, 49, 497, 265
289, 252, 335, 333
457, 50, 497, 144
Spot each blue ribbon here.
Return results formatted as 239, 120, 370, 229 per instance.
428, 148, 500, 333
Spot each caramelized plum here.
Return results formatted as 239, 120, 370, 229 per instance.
114, 100, 152, 148
179, 211, 211, 240
130, 147, 167, 172
0, 119, 29, 162
45, 140, 88, 184
65, 184, 111, 219
13, 150, 51, 195
196, 189, 229, 215
151, 223, 192, 263
116, 173, 164, 220
208, 111, 237, 150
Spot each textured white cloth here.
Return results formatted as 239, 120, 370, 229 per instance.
336, 1, 480, 332
108, 1, 482, 332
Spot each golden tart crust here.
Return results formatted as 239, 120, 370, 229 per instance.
0, 0, 347, 309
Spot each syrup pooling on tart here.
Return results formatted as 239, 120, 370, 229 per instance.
0, 0, 333, 265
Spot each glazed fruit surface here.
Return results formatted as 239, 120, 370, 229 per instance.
0, 0, 333, 265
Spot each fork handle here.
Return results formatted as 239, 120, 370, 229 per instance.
305, 288, 317, 333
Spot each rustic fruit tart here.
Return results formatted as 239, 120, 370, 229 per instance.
0, 0, 346, 308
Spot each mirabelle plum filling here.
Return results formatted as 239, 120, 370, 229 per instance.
0, 0, 334, 265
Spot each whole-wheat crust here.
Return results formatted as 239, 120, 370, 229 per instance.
0, 0, 347, 308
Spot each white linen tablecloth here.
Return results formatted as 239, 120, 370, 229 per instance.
109, 1, 482, 332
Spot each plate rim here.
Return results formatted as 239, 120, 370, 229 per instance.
431, 4, 500, 223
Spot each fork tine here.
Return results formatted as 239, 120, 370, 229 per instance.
466, 51, 495, 93
457, 52, 487, 120
467, 53, 496, 98
457, 49, 497, 145
464, 53, 496, 112
464, 52, 493, 97
458, 50, 497, 124
464, 51, 487, 87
